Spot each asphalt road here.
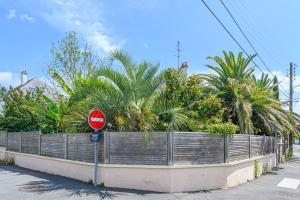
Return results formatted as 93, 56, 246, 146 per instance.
1, 146, 300, 200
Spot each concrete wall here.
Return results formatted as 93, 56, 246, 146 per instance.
0, 149, 275, 193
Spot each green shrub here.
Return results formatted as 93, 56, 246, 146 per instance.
0, 157, 15, 165
254, 160, 259, 178
97, 182, 105, 188
87, 179, 93, 185
205, 121, 239, 135
286, 149, 293, 161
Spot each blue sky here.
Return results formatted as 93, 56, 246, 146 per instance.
1, 0, 300, 112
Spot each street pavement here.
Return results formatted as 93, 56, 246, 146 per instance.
1, 146, 300, 200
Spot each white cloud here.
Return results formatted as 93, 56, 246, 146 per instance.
0, 72, 13, 82
36, 0, 123, 54
87, 33, 120, 53
6, 9, 16, 19
0, 72, 19, 87
253, 70, 300, 94
20, 14, 35, 23
5, 9, 35, 23
252, 70, 300, 114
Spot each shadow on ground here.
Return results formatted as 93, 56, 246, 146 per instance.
287, 155, 300, 164
0, 164, 160, 199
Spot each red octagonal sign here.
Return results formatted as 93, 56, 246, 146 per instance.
88, 109, 106, 130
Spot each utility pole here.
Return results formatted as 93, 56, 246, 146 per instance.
289, 62, 294, 113
288, 62, 296, 154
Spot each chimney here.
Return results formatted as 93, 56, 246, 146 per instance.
21, 70, 28, 85
179, 62, 188, 77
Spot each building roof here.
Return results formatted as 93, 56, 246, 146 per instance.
18, 77, 61, 99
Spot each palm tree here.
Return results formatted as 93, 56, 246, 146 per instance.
203, 51, 255, 134
251, 74, 298, 135
95, 50, 187, 132
203, 51, 299, 136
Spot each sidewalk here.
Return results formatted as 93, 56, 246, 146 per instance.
1, 146, 300, 200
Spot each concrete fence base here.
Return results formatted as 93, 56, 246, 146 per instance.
0, 149, 275, 193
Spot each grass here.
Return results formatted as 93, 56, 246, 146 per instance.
87, 179, 93, 185
97, 182, 105, 188
0, 157, 15, 165
87, 179, 105, 188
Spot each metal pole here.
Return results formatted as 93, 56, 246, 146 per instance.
167, 132, 173, 165
6, 131, 8, 150
275, 133, 278, 168
19, 132, 22, 153
104, 132, 110, 164
64, 134, 68, 159
288, 62, 293, 153
94, 140, 99, 186
224, 135, 229, 163
38, 134, 41, 155
289, 62, 293, 113
249, 134, 252, 158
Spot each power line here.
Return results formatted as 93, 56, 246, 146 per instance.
200, 0, 289, 98
219, 0, 289, 96
226, 0, 285, 73
225, 0, 290, 96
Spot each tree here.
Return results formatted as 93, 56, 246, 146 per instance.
251, 74, 298, 135
273, 75, 280, 100
46, 31, 104, 132
96, 50, 173, 131
0, 88, 44, 131
162, 67, 239, 134
203, 51, 299, 136
48, 31, 101, 94
203, 51, 255, 134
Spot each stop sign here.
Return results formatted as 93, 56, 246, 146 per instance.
88, 109, 106, 130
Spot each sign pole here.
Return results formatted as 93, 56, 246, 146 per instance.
88, 109, 106, 187
94, 134, 99, 186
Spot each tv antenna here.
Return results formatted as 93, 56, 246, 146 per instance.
176, 41, 182, 69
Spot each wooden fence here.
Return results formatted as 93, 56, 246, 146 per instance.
0, 131, 275, 165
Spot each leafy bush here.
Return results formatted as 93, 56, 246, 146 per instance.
254, 160, 260, 178
0, 157, 15, 165
205, 121, 239, 135
195, 95, 222, 121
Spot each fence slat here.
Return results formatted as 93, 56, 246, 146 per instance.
167, 132, 173, 165
21, 133, 39, 154
109, 132, 168, 165
104, 132, 110, 164
67, 133, 104, 163
41, 134, 65, 159
7, 132, 20, 152
173, 132, 225, 165
224, 135, 229, 163
0, 132, 6, 147
229, 134, 249, 162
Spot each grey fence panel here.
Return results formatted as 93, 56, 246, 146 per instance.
109, 132, 168, 165
41, 134, 65, 158
0, 132, 6, 147
21, 133, 39, 154
173, 132, 225, 165
1, 131, 276, 165
251, 135, 264, 157
264, 136, 274, 155
229, 134, 249, 162
67, 133, 104, 163
7, 132, 20, 152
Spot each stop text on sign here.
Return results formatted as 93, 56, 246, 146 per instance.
91, 117, 104, 122
88, 109, 106, 130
